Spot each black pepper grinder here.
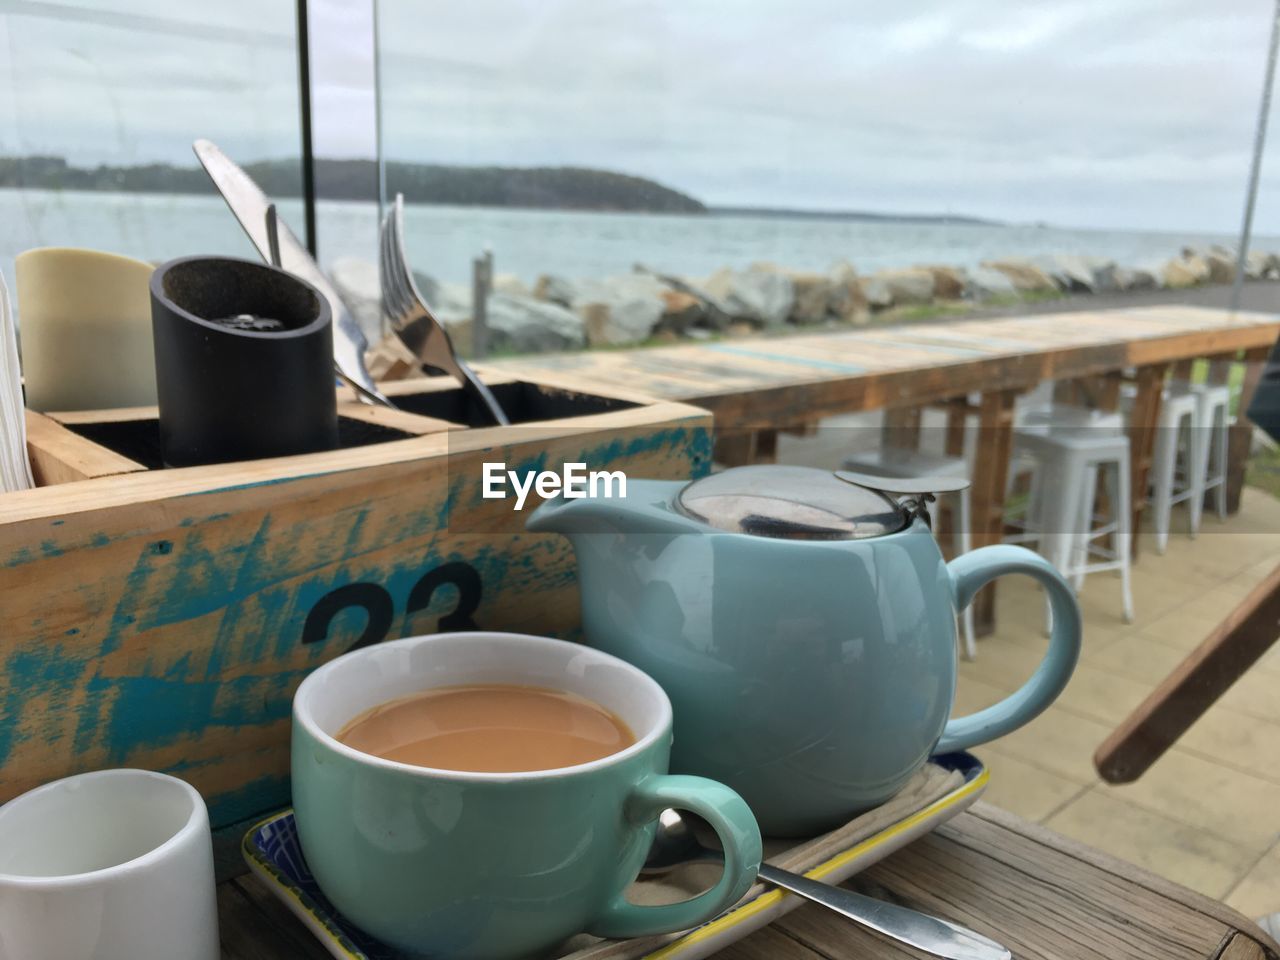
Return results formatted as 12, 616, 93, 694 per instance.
150, 255, 339, 467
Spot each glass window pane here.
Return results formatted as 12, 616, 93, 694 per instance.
0, 0, 305, 295
373, 1, 1280, 295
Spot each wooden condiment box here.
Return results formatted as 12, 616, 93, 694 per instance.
0, 373, 711, 834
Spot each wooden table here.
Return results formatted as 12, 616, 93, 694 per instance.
218, 802, 1279, 959
493, 305, 1280, 632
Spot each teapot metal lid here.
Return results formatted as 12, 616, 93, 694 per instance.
674, 464, 964, 540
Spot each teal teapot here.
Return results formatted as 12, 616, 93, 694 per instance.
528, 465, 1080, 836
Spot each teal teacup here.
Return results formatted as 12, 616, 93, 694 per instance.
292, 632, 763, 959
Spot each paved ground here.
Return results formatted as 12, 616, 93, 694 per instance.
776, 418, 1280, 918
771, 286, 1280, 915
962, 494, 1280, 919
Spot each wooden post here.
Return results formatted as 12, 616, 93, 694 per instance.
753, 428, 779, 463
969, 389, 1019, 635
471, 249, 493, 359
1226, 345, 1270, 513
944, 399, 969, 459
1207, 351, 1236, 388
1126, 363, 1169, 557
714, 429, 760, 467
882, 405, 922, 452
932, 399, 970, 551
1097, 370, 1124, 411
713, 428, 779, 466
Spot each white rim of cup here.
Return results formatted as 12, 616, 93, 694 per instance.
293, 631, 674, 784
0, 768, 207, 888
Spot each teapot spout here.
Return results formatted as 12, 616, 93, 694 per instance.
525, 479, 701, 537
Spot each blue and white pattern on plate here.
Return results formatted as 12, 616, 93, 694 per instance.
243, 752, 987, 960
244, 812, 404, 959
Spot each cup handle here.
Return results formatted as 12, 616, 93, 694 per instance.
934, 545, 1082, 755
590, 774, 763, 939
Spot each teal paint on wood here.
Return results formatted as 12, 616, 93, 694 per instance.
0, 645, 83, 762
707, 343, 871, 374
0, 413, 712, 827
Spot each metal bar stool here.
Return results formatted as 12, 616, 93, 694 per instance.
1012, 419, 1135, 626
1148, 387, 1201, 553
1184, 382, 1231, 532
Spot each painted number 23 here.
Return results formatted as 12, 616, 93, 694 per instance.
300, 561, 482, 654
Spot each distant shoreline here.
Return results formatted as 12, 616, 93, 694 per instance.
0, 155, 994, 225
709, 206, 1000, 226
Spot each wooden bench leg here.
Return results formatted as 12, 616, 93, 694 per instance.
714, 430, 754, 467
1126, 363, 1169, 558
753, 428, 779, 463
882, 405, 922, 452
1227, 346, 1270, 514
933, 400, 970, 550
714, 428, 779, 467
969, 389, 1018, 636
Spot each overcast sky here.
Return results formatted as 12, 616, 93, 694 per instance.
2, 0, 1280, 233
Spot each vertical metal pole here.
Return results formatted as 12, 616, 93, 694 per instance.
296, 0, 318, 257
1231, 0, 1280, 311
471, 250, 493, 358
371, 0, 387, 336
372, 0, 386, 216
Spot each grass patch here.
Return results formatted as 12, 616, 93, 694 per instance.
1182, 360, 1277, 498
885, 301, 976, 323
1188, 358, 1248, 414
1247, 445, 1280, 499
982, 287, 1067, 308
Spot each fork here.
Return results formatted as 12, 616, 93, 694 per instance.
379, 195, 510, 426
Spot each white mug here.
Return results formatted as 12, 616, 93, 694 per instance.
0, 769, 220, 960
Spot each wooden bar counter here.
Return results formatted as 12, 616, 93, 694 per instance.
218, 803, 1279, 959
493, 305, 1280, 633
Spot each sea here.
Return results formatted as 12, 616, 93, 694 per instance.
1, 188, 1272, 296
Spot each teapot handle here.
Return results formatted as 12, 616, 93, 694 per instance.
934, 545, 1082, 755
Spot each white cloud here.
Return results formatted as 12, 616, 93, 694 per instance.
3, 0, 1280, 232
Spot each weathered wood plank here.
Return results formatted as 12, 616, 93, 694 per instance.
220, 876, 333, 960
968, 803, 1279, 950
1219, 933, 1273, 960
767, 337, 974, 370
211, 803, 1274, 959
334, 400, 460, 436
48, 404, 158, 424
494, 308, 1280, 431
776, 805, 1252, 960
0, 399, 712, 828
25, 409, 148, 485
713, 926, 830, 959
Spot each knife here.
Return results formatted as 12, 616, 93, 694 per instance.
192, 139, 392, 408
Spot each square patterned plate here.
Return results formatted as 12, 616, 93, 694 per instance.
242, 752, 987, 960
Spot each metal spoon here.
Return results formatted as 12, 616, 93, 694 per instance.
643, 810, 1010, 960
